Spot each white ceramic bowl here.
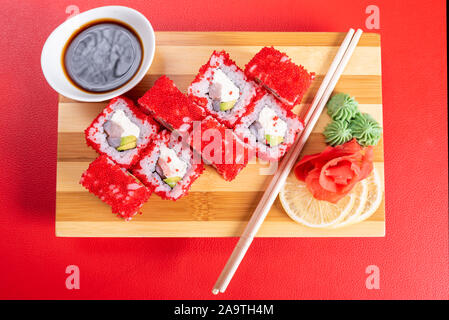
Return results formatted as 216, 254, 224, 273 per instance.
41, 6, 155, 102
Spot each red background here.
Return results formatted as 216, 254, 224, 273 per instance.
0, 0, 447, 299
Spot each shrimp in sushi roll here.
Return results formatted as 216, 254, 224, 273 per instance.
132, 130, 205, 201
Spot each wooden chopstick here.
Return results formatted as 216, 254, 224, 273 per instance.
212, 28, 364, 295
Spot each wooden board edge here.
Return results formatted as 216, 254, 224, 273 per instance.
154, 31, 381, 47
55, 220, 385, 238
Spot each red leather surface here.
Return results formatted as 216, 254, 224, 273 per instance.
0, 0, 447, 299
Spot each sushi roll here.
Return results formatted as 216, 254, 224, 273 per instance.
132, 130, 205, 201
80, 155, 151, 220
245, 46, 314, 108
190, 116, 255, 181
138, 75, 205, 134
234, 91, 304, 161
85, 96, 159, 168
188, 50, 257, 128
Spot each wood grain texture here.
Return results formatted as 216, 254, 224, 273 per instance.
154, 32, 381, 46
59, 75, 382, 103
55, 32, 385, 237
57, 133, 384, 162
58, 102, 383, 133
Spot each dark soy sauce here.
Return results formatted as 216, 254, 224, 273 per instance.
62, 19, 143, 93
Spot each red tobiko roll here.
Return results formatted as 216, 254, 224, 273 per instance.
131, 130, 205, 201
138, 75, 205, 134
294, 139, 373, 203
188, 50, 258, 128
85, 96, 159, 169
80, 155, 151, 220
190, 116, 255, 181
245, 46, 314, 108
234, 90, 304, 162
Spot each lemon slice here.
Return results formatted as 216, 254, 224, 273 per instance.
350, 167, 382, 224
280, 172, 356, 228
329, 179, 368, 229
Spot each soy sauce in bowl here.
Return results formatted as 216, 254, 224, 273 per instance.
62, 19, 143, 93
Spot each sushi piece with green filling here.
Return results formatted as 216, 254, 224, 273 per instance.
85, 96, 159, 168
234, 91, 304, 161
188, 50, 257, 128
131, 130, 205, 201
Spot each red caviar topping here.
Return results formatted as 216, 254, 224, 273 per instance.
138, 76, 205, 131
80, 155, 150, 220
245, 47, 314, 108
190, 116, 254, 181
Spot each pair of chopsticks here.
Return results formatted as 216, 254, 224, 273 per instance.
212, 28, 364, 295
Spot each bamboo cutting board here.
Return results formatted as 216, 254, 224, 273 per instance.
56, 32, 384, 237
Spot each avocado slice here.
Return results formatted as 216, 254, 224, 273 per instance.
121, 135, 137, 144
265, 134, 284, 147
220, 100, 236, 111
163, 176, 182, 188
116, 135, 137, 151
117, 142, 137, 151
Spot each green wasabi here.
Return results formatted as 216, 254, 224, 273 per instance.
323, 120, 353, 146
350, 113, 382, 146
326, 93, 359, 122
